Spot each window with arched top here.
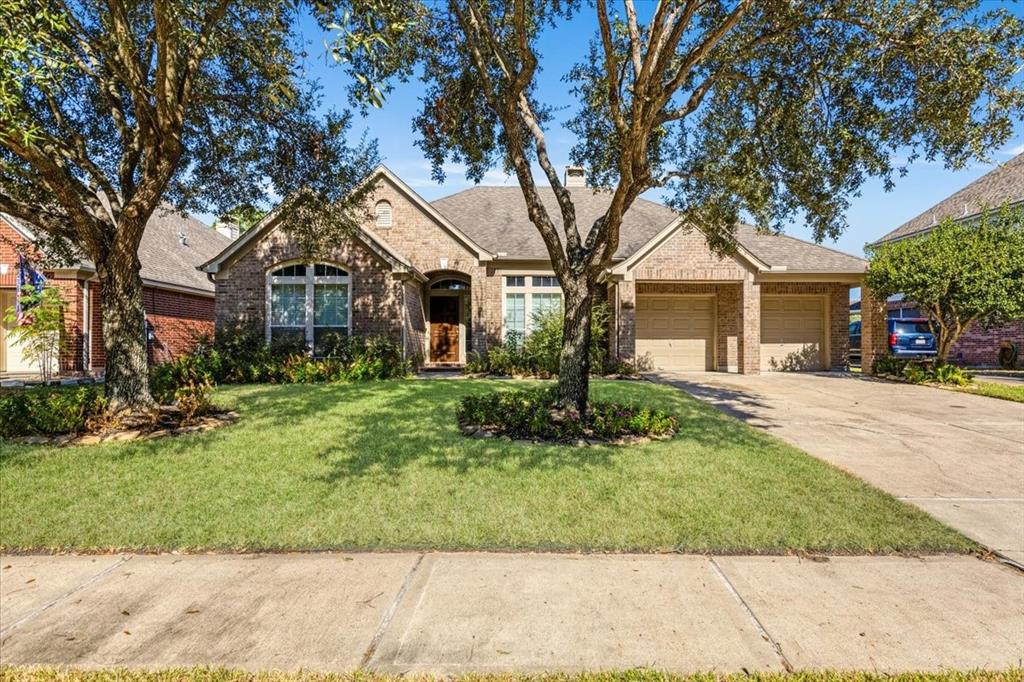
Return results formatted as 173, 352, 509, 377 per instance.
429, 278, 469, 291
374, 200, 393, 228
267, 262, 350, 354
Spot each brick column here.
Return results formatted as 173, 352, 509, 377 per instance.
738, 274, 760, 374
860, 285, 888, 375
615, 280, 636, 362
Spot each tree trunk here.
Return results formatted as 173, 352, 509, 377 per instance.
99, 250, 153, 411
558, 276, 594, 413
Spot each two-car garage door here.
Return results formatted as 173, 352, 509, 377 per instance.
636, 296, 715, 371
635, 293, 826, 372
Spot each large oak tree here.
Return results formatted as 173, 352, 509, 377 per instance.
1, 0, 377, 409
333, 0, 1023, 411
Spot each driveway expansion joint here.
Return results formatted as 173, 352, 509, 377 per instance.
709, 557, 793, 673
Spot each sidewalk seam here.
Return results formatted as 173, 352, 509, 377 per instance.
360, 552, 425, 668
0, 555, 131, 638
709, 558, 793, 673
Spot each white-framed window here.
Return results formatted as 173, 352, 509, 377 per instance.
374, 200, 393, 228
267, 262, 351, 354
501, 274, 562, 341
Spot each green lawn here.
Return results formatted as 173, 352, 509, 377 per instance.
0, 379, 971, 553
961, 380, 1024, 403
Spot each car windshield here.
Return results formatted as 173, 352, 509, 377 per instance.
894, 321, 931, 334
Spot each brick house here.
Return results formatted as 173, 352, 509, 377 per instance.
1, 210, 231, 377
201, 165, 869, 374
870, 152, 1023, 367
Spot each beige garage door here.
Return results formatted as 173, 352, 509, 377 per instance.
636, 296, 715, 371
760, 296, 825, 371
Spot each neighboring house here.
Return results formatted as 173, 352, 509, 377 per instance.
870, 152, 1024, 367
1, 210, 232, 377
200, 165, 867, 374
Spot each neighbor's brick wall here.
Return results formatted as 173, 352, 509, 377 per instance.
1, 217, 37, 288
632, 227, 749, 281
950, 319, 1024, 367
761, 282, 851, 370
888, 299, 1024, 367
144, 288, 216, 364
214, 223, 403, 342
84, 283, 215, 370
365, 176, 501, 351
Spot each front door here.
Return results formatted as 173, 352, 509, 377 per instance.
430, 296, 460, 363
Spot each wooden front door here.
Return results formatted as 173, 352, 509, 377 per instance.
430, 296, 460, 363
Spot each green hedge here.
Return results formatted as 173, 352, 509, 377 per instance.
456, 386, 677, 443
0, 385, 107, 438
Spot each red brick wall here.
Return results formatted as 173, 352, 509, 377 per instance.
144, 288, 216, 364
1, 217, 39, 288
86, 282, 215, 370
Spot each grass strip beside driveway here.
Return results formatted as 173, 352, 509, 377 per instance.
0, 380, 972, 554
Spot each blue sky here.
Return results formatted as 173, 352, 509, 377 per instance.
292, 6, 1024, 260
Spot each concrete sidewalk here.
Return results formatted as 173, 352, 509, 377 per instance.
1, 552, 1021, 674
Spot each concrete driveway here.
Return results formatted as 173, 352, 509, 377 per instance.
655, 372, 1024, 565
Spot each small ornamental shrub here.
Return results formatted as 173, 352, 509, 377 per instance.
872, 355, 973, 386
150, 351, 218, 421
456, 386, 677, 443
932, 363, 972, 386
0, 385, 107, 438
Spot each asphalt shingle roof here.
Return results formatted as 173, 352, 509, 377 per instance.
135, 207, 232, 293
431, 186, 677, 261
9, 206, 230, 294
873, 152, 1024, 244
431, 186, 865, 273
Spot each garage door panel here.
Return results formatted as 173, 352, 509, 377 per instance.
636, 295, 715, 372
760, 295, 825, 371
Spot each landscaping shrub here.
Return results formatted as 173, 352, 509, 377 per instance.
149, 326, 411, 400
0, 385, 107, 438
872, 355, 973, 386
456, 386, 677, 443
467, 303, 611, 377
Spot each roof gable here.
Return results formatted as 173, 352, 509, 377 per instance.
200, 164, 489, 275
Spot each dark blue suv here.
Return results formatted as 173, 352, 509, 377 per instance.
849, 318, 936, 363
888, 318, 937, 357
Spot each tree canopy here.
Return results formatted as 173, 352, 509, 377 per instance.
865, 207, 1024, 364
0, 0, 378, 407
330, 0, 1024, 409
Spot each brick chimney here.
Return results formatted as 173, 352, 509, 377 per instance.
564, 165, 586, 188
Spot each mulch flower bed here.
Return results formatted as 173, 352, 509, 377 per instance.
8, 407, 240, 447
